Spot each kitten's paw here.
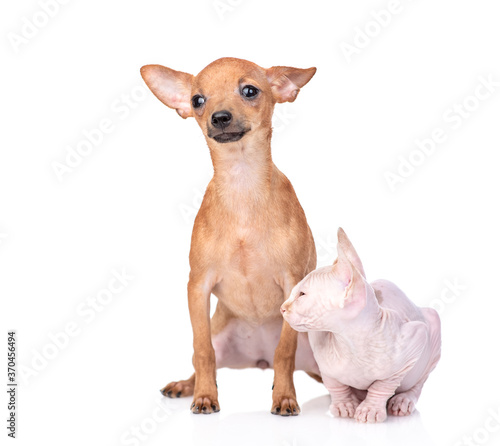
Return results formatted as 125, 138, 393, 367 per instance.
330, 400, 359, 418
387, 393, 416, 416
355, 401, 387, 423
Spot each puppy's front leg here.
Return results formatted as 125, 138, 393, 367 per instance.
187, 275, 219, 414
271, 319, 300, 416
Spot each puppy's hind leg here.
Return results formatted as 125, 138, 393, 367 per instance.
306, 372, 322, 383
160, 373, 195, 398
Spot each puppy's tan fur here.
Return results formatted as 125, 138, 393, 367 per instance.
141, 58, 319, 415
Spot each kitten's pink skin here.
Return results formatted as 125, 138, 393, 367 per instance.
281, 228, 441, 423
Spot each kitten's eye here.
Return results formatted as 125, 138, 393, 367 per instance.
299, 292, 305, 297
192, 95, 205, 108
241, 85, 259, 98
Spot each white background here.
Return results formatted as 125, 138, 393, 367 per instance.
1, 1, 500, 445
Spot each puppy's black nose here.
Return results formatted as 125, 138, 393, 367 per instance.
211, 110, 232, 129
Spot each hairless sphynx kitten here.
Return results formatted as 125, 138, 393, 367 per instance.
281, 228, 441, 423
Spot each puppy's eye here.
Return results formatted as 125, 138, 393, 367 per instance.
241, 85, 259, 98
192, 95, 205, 108
299, 292, 305, 297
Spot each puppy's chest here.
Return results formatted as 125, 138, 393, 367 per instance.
212, 229, 285, 319
222, 227, 280, 273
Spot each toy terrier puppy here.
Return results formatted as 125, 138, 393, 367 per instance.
141, 57, 320, 415
281, 228, 441, 423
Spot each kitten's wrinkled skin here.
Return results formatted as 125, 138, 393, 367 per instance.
281, 228, 441, 423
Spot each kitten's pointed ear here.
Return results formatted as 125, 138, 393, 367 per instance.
333, 245, 367, 311
337, 228, 366, 278
140, 64, 194, 118
332, 244, 353, 290
266, 66, 316, 103
343, 261, 368, 312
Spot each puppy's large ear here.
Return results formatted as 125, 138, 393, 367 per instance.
337, 228, 366, 278
266, 66, 316, 103
140, 64, 194, 119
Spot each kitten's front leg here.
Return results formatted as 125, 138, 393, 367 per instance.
356, 320, 428, 423
323, 376, 360, 418
354, 379, 398, 423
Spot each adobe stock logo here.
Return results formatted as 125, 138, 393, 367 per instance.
119, 396, 177, 446
7, 0, 72, 53
384, 74, 499, 191
51, 84, 148, 182
429, 278, 466, 316
454, 406, 500, 446
18, 268, 134, 387
339, 0, 415, 63
212, 0, 244, 21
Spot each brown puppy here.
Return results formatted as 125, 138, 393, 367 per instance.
141, 58, 320, 415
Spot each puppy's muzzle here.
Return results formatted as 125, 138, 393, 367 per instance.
209, 110, 249, 143
211, 110, 232, 129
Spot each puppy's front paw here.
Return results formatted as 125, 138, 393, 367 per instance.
271, 395, 300, 416
387, 393, 416, 416
354, 401, 387, 423
190, 395, 220, 414
330, 399, 359, 418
